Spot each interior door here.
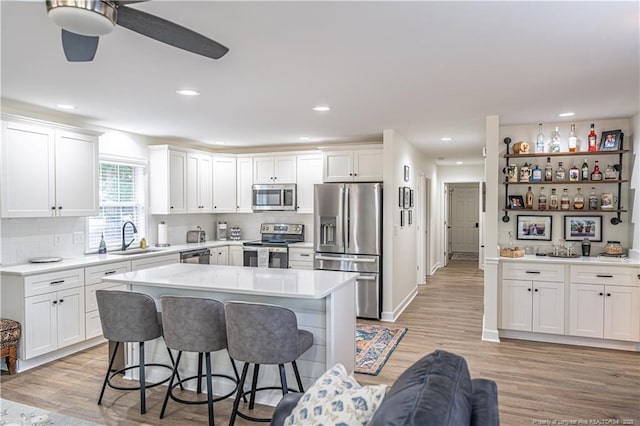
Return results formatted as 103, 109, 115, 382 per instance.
450, 183, 479, 253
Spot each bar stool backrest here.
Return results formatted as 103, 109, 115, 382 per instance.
96, 290, 162, 343
225, 301, 299, 365
160, 296, 227, 353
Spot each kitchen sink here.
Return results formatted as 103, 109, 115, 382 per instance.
110, 248, 166, 256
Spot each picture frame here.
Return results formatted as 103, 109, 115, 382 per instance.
563, 215, 603, 242
408, 209, 412, 225
398, 187, 404, 208
404, 165, 410, 182
409, 189, 414, 207
403, 187, 411, 209
508, 195, 525, 209
599, 129, 623, 151
516, 215, 552, 241
400, 209, 405, 227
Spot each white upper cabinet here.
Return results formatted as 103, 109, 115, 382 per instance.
322, 148, 383, 182
296, 154, 323, 213
149, 146, 187, 215
187, 152, 213, 213
1, 119, 98, 218
253, 155, 297, 184
212, 155, 237, 213
236, 157, 253, 212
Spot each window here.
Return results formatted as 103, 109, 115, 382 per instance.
87, 159, 146, 252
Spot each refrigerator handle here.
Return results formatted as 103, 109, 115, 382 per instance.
345, 186, 350, 249
356, 275, 377, 281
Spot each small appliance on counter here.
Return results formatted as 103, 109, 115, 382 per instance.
217, 222, 228, 240
186, 226, 206, 243
229, 226, 242, 240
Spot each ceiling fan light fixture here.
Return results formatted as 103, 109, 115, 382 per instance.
47, 0, 116, 36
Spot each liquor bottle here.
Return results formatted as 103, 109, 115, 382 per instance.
555, 161, 566, 181
568, 124, 578, 152
544, 157, 553, 181
550, 127, 561, 152
573, 188, 585, 210
588, 187, 598, 210
549, 188, 559, 210
98, 233, 107, 254
536, 123, 545, 153
525, 186, 534, 209
560, 188, 570, 210
588, 123, 598, 152
531, 164, 542, 182
538, 187, 547, 210
581, 158, 589, 180
591, 160, 602, 181
569, 162, 579, 181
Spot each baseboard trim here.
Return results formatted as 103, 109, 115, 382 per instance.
16, 337, 106, 373
500, 330, 640, 352
380, 285, 418, 323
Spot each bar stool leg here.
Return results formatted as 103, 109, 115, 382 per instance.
228, 355, 248, 403
249, 363, 260, 410
139, 341, 146, 415
279, 364, 288, 396
205, 352, 215, 426
197, 352, 204, 394
292, 360, 304, 392
160, 350, 183, 419
98, 341, 120, 405
229, 363, 250, 426
166, 347, 185, 391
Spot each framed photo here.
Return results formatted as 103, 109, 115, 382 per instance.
508, 195, 525, 209
398, 187, 404, 208
403, 187, 411, 209
600, 129, 623, 151
408, 209, 412, 225
517, 215, 552, 241
400, 209, 405, 227
409, 189, 414, 207
563, 215, 603, 242
404, 165, 410, 182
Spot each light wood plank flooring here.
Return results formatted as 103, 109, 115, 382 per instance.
1, 260, 639, 425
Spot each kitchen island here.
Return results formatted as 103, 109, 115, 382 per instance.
103, 263, 359, 405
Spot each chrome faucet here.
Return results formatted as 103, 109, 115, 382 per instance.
121, 221, 138, 251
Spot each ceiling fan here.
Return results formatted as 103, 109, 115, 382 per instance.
45, 0, 229, 62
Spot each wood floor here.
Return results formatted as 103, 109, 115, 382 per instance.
1, 260, 639, 425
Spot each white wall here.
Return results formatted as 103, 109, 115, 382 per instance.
631, 112, 639, 254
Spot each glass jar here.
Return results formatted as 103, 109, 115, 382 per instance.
603, 241, 623, 255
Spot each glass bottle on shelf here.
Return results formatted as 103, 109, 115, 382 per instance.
573, 188, 585, 210
531, 164, 542, 182
568, 124, 578, 152
549, 188, 559, 210
588, 123, 598, 152
555, 161, 566, 181
569, 162, 579, 181
560, 188, 570, 210
525, 186, 534, 209
588, 187, 598, 210
591, 160, 602, 181
550, 127, 561, 152
581, 158, 589, 180
544, 157, 553, 181
98, 233, 107, 254
538, 187, 547, 210
536, 123, 545, 153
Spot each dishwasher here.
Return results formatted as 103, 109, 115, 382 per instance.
180, 248, 211, 264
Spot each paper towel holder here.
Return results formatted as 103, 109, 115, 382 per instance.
156, 221, 171, 247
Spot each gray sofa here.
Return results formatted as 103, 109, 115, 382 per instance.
270, 349, 499, 426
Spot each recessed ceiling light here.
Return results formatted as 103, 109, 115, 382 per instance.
558, 112, 575, 117
441, 137, 453, 141
456, 161, 464, 165
298, 137, 311, 141
312, 105, 331, 112
56, 104, 76, 110
176, 89, 200, 96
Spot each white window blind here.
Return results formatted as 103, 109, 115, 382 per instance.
87, 160, 146, 251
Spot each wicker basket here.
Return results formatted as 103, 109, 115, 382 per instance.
500, 247, 525, 258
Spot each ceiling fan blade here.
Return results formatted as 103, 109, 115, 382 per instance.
61, 29, 99, 62
116, 5, 229, 60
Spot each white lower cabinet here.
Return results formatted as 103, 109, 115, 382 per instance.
500, 263, 565, 335
569, 265, 640, 342
84, 261, 131, 339
288, 247, 314, 270
229, 246, 244, 266
210, 246, 230, 265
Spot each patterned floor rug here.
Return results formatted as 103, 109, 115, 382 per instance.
355, 324, 407, 375
0, 398, 103, 425
451, 252, 479, 260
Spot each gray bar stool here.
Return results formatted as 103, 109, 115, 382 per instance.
225, 301, 313, 425
96, 290, 179, 415
159, 295, 244, 426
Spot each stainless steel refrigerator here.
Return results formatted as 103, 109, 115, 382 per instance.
314, 183, 382, 319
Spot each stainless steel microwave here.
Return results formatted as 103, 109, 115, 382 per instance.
252, 184, 297, 211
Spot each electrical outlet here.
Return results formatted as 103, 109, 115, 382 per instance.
54, 235, 61, 246
73, 232, 84, 244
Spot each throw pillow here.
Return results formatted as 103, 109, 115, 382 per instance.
284, 363, 387, 426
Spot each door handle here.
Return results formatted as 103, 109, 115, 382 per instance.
475, 223, 479, 228
357, 276, 377, 281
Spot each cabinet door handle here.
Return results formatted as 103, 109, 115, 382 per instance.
299, 253, 310, 257
58, 206, 62, 210
527, 288, 532, 292
596, 274, 613, 278
525, 271, 541, 274
52, 300, 58, 305
51, 206, 56, 210
103, 270, 117, 275
606, 293, 611, 297
59, 299, 64, 303
534, 288, 539, 292
599, 292, 604, 296
50, 280, 65, 285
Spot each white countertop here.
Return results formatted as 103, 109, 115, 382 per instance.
499, 252, 640, 267
104, 263, 358, 299
0, 240, 248, 276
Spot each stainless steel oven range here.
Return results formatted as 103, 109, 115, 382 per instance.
243, 223, 304, 268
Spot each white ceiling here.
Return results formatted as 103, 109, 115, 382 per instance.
1, 1, 638, 166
